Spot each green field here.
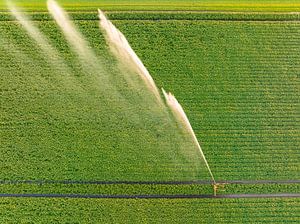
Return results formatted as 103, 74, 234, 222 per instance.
1, 12, 299, 181
0, 0, 300, 222
1, 198, 299, 223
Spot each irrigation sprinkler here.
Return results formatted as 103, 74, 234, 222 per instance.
213, 183, 226, 196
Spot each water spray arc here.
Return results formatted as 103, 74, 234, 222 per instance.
47, 0, 97, 62
98, 9, 161, 102
46, 0, 123, 98
162, 89, 216, 185
6, 0, 71, 73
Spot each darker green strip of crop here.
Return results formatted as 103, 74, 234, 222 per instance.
0, 183, 212, 195
224, 183, 300, 194
107, 12, 300, 21
1, 12, 300, 22
0, 183, 298, 195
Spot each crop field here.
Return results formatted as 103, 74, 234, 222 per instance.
1, 198, 300, 223
0, 0, 299, 223
1, 12, 299, 181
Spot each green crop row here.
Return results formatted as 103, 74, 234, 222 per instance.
0, 183, 211, 195
0, 12, 98, 21
0, 197, 299, 223
107, 12, 300, 21
1, 12, 300, 21
0, 182, 298, 195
